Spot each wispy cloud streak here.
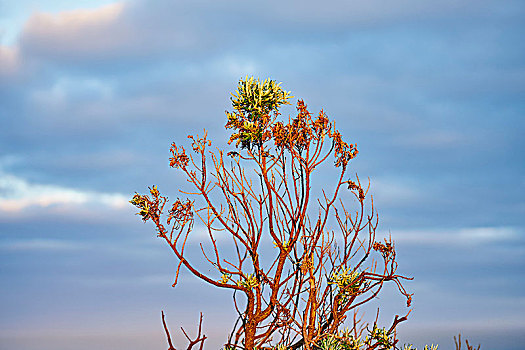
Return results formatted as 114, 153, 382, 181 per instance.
0, 172, 128, 212
388, 226, 522, 245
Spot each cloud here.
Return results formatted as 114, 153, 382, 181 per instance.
0, 172, 129, 213
0, 45, 19, 76
19, 2, 128, 61
0, 238, 89, 251
246, 0, 493, 26
387, 226, 522, 246
394, 130, 465, 149
28, 76, 116, 117
12, 0, 516, 71
15, 1, 214, 65
369, 177, 421, 206
77, 273, 171, 288
0, 3, 523, 350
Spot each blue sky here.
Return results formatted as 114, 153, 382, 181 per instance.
1, 0, 524, 349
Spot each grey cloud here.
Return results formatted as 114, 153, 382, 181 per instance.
19, 3, 135, 62
1, 1, 524, 348
17, 1, 214, 66
13, 0, 524, 69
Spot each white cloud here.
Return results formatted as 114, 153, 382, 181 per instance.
369, 177, 421, 205
0, 172, 129, 213
214, 56, 258, 78
0, 238, 89, 251
386, 226, 521, 246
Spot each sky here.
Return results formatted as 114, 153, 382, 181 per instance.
1, 0, 524, 349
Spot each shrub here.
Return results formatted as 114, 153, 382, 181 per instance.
131, 77, 478, 350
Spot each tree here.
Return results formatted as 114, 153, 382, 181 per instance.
131, 76, 414, 350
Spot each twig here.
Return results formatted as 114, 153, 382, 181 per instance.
162, 310, 176, 350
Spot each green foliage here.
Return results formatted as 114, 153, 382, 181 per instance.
225, 76, 293, 149
230, 75, 293, 120
130, 192, 149, 220
130, 185, 161, 221
340, 335, 364, 350
319, 335, 344, 350
310, 326, 397, 350
273, 345, 288, 350
328, 267, 362, 301
236, 273, 259, 289
365, 325, 394, 349
402, 345, 438, 350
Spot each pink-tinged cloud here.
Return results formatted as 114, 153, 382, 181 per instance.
0, 45, 20, 76
15, 1, 206, 64
19, 2, 128, 59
